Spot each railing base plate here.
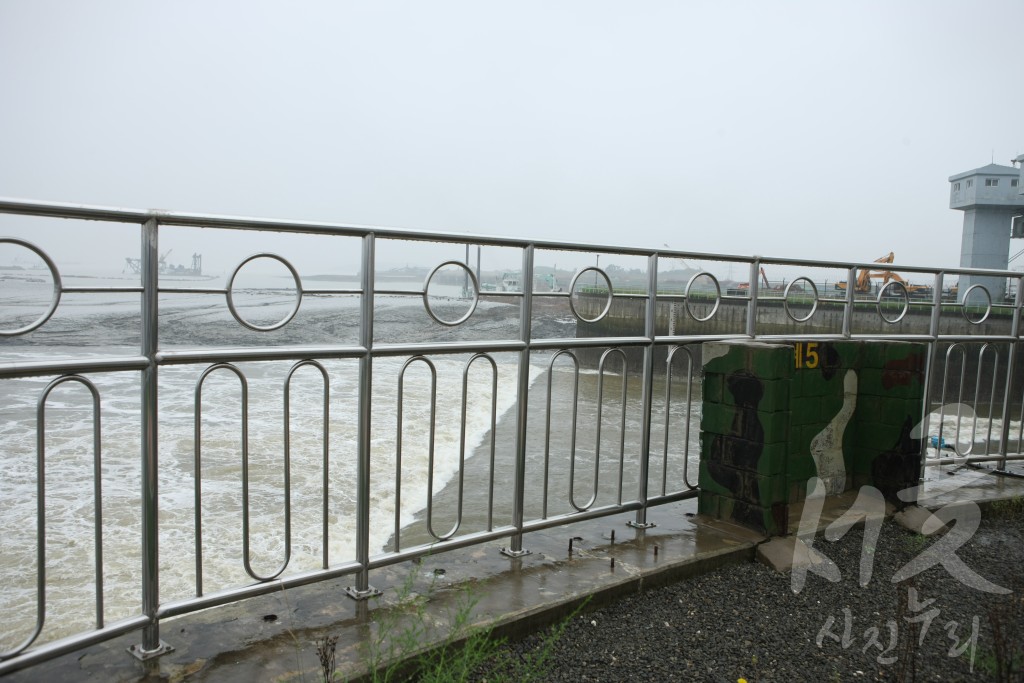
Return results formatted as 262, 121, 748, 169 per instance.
345, 585, 382, 600
127, 641, 174, 661
500, 547, 531, 558
627, 520, 656, 529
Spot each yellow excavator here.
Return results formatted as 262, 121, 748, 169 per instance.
835, 252, 931, 296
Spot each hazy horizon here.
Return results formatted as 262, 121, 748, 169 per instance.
2, 1, 1022, 275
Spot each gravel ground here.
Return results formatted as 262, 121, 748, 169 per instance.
475, 503, 1024, 682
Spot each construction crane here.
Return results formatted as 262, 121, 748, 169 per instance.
735, 266, 773, 291
857, 251, 894, 291
835, 252, 931, 297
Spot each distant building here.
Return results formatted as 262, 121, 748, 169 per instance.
949, 155, 1024, 300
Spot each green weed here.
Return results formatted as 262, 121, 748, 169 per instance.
466, 597, 591, 683
901, 532, 929, 554
988, 496, 1024, 519
342, 566, 582, 683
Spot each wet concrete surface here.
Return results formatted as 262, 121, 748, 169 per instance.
6, 462, 1023, 682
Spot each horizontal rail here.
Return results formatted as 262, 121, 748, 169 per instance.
61, 286, 144, 294
157, 559, 364, 620
0, 357, 149, 379
156, 346, 369, 365
364, 490, 700, 572
0, 616, 150, 677
367, 526, 520, 570
2, 196, 1021, 278
925, 453, 1024, 466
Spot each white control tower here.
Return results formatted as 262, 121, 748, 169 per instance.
949, 156, 1024, 301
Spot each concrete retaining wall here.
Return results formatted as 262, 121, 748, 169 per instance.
697, 340, 926, 536
571, 292, 1022, 408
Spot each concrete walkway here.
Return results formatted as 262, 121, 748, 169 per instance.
7, 463, 1024, 682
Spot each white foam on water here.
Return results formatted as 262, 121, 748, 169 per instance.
0, 350, 532, 650
368, 356, 536, 548
923, 409, 1023, 458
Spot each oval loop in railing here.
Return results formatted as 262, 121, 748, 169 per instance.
464, 356, 499, 536
960, 283, 992, 325
608, 349, 630, 506
783, 277, 819, 323
1018, 362, 1024, 454
935, 344, 969, 459
422, 260, 480, 327
570, 348, 628, 512
683, 271, 721, 323
226, 253, 303, 332
194, 363, 293, 588
875, 280, 910, 324
395, 356, 437, 550
568, 266, 613, 323
429, 353, 500, 540
284, 359, 329, 568
975, 344, 1000, 458
663, 345, 697, 494
0, 375, 104, 660
544, 350, 580, 519
0, 237, 63, 337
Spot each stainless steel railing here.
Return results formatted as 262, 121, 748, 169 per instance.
1, 197, 1023, 675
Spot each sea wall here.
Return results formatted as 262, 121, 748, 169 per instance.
572, 292, 1023, 406
573, 291, 1014, 338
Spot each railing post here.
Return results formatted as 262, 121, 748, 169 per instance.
746, 258, 760, 339
347, 233, 381, 598
630, 253, 659, 529
998, 274, 1023, 470
502, 245, 534, 557
129, 218, 172, 660
916, 271, 945, 486
841, 266, 856, 338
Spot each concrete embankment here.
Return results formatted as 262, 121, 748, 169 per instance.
573, 290, 1014, 339
572, 291, 1024, 406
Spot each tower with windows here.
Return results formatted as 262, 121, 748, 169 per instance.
949, 158, 1024, 301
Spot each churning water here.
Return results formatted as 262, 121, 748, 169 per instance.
0, 268, 701, 651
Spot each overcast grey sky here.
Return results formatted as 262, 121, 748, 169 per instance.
1, 0, 1022, 274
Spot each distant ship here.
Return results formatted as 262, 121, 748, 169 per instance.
124, 250, 204, 277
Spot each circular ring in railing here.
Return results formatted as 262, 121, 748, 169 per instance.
0, 237, 62, 337
568, 266, 613, 323
683, 271, 721, 323
875, 280, 910, 324
783, 277, 819, 323
960, 283, 992, 325
422, 260, 479, 326
226, 253, 303, 331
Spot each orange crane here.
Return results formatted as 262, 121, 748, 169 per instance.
835, 253, 892, 292
857, 251, 895, 291
736, 266, 774, 291
836, 252, 930, 296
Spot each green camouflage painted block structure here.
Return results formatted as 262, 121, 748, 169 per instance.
698, 340, 925, 535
